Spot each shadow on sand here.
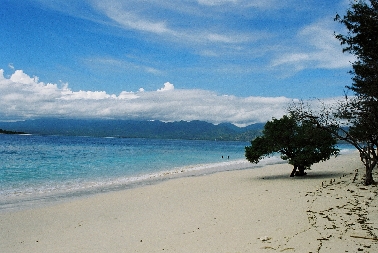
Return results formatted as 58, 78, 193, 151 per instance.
256, 171, 350, 181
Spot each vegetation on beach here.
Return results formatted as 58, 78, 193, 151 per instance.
245, 115, 339, 177
246, 1, 378, 184
289, 0, 378, 185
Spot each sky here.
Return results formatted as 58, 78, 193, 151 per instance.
0, 0, 356, 126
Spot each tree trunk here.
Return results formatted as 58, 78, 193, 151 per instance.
360, 146, 376, 186
365, 164, 375, 186
297, 165, 306, 176
290, 165, 307, 177
290, 165, 297, 177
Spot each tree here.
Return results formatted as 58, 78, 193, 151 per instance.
289, 1, 378, 185
245, 115, 339, 177
335, 0, 378, 185
335, 0, 378, 98
339, 97, 378, 185
290, 97, 378, 185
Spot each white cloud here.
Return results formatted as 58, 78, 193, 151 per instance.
60, 90, 114, 100
206, 33, 249, 44
157, 82, 175, 92
0, 69, 5, 81
118, 91, 139, 100
30, 0, 349, 82
84, 0, 351, 80
270, 19, 356, 74
83, 56, 163, 76
0, 69, 293, 125
197, 0, 237, 6
197, 0, 284, 9
271, 53, 310, 71
90, 0, 269, 49
10, 70, 40, 85
299, 20, 356, 69
102, 6, 172, 35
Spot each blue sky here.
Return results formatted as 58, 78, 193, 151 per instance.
0, 0, 355, 125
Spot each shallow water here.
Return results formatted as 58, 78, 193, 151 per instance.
0, 134, 355, 211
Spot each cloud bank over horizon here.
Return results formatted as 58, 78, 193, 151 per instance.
0, 69, 295, 126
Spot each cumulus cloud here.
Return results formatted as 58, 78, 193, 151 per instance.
59, 90, 115, 100
0, 69, 293, 125
10, 70, 40, 85
157, 82, 175, 92
117, 91, 139, 100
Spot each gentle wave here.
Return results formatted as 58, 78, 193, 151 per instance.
0, 134, 356, 212
0, 149, 355, 200
0, 157, 285, 199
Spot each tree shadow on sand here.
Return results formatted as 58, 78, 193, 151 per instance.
256, 171, 348, 181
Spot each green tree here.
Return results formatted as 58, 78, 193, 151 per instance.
334, 0, 378, 185
245, 115, 339, 177
335, 0, 378, 98
289, 1, 378, 185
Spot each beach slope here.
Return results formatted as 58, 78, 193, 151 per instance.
1, 152, 377, 252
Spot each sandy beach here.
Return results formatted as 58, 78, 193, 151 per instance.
1, 152, 377, 253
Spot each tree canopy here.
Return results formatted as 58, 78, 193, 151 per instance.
245, 115, 339, 177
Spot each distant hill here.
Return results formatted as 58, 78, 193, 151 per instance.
0, 129, 27, 135
0, 119, 265, 141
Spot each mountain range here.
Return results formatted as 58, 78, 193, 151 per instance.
0, 118, 265, 141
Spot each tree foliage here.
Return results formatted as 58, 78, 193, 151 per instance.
335, 0, 378, 98
335, 0, 378, 185
245, 115, 339, 177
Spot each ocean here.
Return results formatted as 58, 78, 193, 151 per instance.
0, 134, 355, 211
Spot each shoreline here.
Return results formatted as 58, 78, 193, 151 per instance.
1, 151, 377, 252
0, 149, 354, 213
0, 157, 285, 213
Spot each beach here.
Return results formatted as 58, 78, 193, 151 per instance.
1, 152, 377, 253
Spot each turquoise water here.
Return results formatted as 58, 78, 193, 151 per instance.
0, 134, 251, 204
0, 134, 355, 210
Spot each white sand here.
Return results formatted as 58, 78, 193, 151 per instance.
1, 152, 377, 253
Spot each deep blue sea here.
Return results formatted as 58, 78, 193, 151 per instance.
0, 134, 355, 211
